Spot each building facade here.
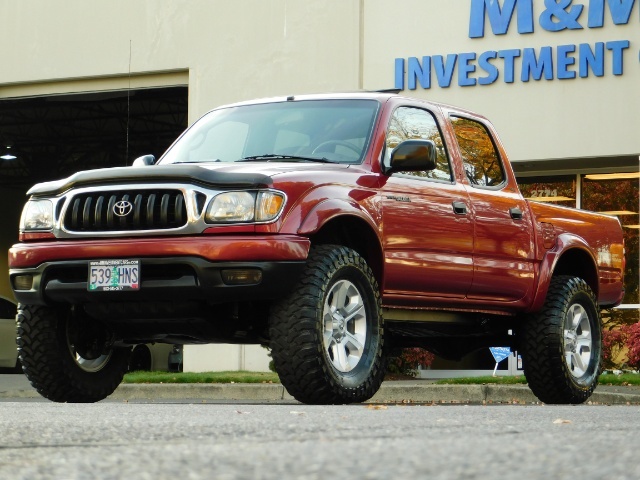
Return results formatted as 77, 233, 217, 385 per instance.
1, 0, 638, 372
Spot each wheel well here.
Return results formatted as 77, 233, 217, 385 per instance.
129, 344, 152, 371
552, 248, 599, 296
308, 216, 383, 286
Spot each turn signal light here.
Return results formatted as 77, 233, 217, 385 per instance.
13, 275, 34, 290
221, 269, 262, 285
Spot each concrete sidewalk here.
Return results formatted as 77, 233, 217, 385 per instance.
2, 374, 640, 404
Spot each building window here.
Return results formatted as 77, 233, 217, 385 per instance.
582, 173, 640, 366
518, 175, 577, 208
582, 174, 639, 306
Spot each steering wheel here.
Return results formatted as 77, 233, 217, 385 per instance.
311, 140, 361, 155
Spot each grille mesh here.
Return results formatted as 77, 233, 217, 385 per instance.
63, 190, 187, 232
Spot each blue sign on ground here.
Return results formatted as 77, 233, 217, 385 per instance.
489, 347, 512, 363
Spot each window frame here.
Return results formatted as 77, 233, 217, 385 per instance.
450, 114, 507, 190
383, 105, 455, 185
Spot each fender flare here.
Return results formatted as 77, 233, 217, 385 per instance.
297, 198, 381, 238
529, 233, 599, 312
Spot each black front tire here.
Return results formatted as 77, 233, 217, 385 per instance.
520, 276, 602, 404
17, 305, 131, 403
269, 245, 385, 404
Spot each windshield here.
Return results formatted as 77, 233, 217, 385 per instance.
159, 99, 380, 165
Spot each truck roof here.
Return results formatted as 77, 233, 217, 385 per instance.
211, 91, 483, 119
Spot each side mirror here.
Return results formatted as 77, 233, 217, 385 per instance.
384, 140, 437, 175
132, 154, 156, 167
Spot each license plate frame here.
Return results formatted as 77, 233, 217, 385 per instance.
88, 259, 140, 291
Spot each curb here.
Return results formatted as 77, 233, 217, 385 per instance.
2, 382, 639, 405
110, 383, 293, 402
108, 382, 640, 405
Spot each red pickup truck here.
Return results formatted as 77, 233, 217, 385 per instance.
9, 93, 625, 404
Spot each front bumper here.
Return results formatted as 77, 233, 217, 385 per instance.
9, 235, 310, 306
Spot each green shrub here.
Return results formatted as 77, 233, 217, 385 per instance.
387, 348, 435, 377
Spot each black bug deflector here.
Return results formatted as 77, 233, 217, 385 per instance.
27, 164, 274, 197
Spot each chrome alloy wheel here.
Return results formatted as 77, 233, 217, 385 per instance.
71, 351, 112, 373
563, 303, 592, 378
66, 323, 113, 373
322, 279, 367, 373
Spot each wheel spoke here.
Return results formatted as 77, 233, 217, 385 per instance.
344, 331, 365, 357
343, 302, 364, 324
569, 305, 583, 330
570, 350, 587, 376
324, 330, 335, 351
331, 281, 350, 313
334, 342, 350, 371
576, 337, 591, 351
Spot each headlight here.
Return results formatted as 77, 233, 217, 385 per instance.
20, 199, 54, 231
205, 191, 285, 223
206, 192, 255, 222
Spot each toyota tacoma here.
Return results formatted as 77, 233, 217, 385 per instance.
9, 92, 625, 404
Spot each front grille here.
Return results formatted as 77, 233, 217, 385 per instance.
64, 189, 187, 232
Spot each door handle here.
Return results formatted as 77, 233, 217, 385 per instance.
509, 207, 523, 220
452, 201, 468, 215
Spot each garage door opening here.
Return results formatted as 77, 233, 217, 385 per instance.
0, 85, 188, 300
0, 86, 188, 191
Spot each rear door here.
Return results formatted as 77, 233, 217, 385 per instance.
449, 115, 535, 302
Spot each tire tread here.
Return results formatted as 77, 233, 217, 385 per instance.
269, 245, 385, 404
521, 276, 601, 404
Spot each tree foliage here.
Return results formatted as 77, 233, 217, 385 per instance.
601, 318, 640, 369
387, 348, 435, 377
451, 117, 503, 187
627, 322, 640, 369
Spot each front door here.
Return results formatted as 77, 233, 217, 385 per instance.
380, 106, 474, 304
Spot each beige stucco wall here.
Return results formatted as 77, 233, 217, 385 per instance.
184, 344, 271, 373
1, 0, 363, 121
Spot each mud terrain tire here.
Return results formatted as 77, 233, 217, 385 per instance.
521, 276, 602, 404
17, 304, 131, 403
269, 245, 385, 404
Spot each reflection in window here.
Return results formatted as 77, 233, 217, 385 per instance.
518, 175, 577, 208
160, 99, 379, 165
451, 117, 505, 187
582, 176, 639, 307
385, 107, 452, 182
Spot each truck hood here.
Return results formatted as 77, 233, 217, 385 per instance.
27, 162, 352, 196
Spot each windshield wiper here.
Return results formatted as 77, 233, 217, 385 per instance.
237, 154, 336, 164
171, 159, 222, 164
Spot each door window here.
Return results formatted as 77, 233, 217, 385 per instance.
451, 116, 505, 187
385, 107, 452, 182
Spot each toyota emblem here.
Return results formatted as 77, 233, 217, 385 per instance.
113, 200, 133, 217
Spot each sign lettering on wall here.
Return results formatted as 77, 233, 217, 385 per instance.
394, 0, 637, 89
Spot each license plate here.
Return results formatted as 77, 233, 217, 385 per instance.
88, 260, 140, 291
